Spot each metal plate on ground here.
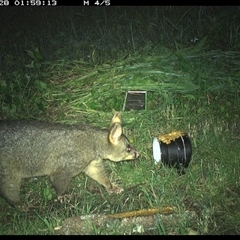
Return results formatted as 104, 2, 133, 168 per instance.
123, 90, 147, 111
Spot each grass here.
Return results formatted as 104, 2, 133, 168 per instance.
0, 6, 240, 235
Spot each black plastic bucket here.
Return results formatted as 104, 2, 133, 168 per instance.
153, 131, 192, 175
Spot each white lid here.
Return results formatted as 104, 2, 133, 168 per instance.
153, 137, 161, 164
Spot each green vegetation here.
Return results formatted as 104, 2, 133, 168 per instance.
0, 6, 240, 235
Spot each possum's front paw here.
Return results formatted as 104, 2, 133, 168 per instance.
107, 184, 124, 194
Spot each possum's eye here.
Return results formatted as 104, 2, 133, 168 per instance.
126, 144, 132, 153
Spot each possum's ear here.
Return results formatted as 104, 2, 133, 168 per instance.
110, 112, 122, 126
108, 122, 122, 145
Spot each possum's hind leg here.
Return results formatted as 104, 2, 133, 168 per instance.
0, 175, 22, 206
50, 170, 73, 196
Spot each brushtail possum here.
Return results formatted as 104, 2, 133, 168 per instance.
0, 112, 139, 206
